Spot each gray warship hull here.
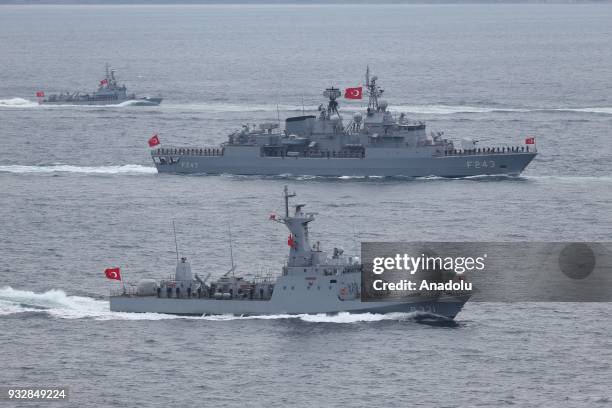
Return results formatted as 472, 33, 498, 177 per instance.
40, 96, 162, 106
153, 149, 536, 177
110, 294, 468, 319
151, 69, 537, 177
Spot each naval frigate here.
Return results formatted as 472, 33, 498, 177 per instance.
38, 64, 162, 106
109, 187, 470, 318
151, 68, 536, 177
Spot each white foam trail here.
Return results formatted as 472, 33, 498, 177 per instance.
107, 100, 157, 107
0, 97, 38, 108
0, 287, 185, 320
1, 97, 610, 115
526, 175, 612, 183
0, 98, 155, 109
388, 104, 529, 115
162, 102, 515, 115
163, 102, 612, 115
298, 312, 419, 323
161, 102, 310, 112
0, 164, 157, 175
553, 107, 612, 115
0, 287, 420, 323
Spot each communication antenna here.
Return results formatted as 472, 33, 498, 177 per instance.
283, 185, 296, 217
227, 223, 236, 278
172, 219, 180, 262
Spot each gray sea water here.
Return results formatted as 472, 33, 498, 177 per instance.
1, 4, 611, 407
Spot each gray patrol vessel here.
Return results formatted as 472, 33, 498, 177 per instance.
110, 187, 469, 318
152, 68, 536, 177
39, 64, 162, 106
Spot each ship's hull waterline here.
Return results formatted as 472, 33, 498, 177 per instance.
40, 97, 162, 106
110, 295, 469, 319
153, 152, 536, 177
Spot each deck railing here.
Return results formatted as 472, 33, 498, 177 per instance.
152, 147, 224, 157
444, 146, 534, 156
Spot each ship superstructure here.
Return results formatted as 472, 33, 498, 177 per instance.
109, 187, 469, 318
151, 68, 536, 177
38, 64, 162, 106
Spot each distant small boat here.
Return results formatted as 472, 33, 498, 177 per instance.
37, 64, 162, 106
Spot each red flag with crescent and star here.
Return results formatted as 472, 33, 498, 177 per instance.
525, 137, 535, 145
344, 87, 363, 99
104, 267, 121, 281
36, 91, 45, 98
148, 134, 160, 147
100, 79, 108, 86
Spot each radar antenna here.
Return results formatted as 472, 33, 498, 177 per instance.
323, 87, 342, 118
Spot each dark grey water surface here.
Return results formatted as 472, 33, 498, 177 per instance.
1, 4, 611, 407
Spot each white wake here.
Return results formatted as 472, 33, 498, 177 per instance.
1, 97, 610, 115
0, 97, 39, 108
0, 287, 419, 323
0, 164, 157, 175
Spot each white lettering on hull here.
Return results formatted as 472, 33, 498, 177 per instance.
466, 160, 495, 169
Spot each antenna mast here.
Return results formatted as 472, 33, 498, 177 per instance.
172, 219, 179, 262
283, 185, 296, 217
228, 224, 235, 278
365, 66, 383, 111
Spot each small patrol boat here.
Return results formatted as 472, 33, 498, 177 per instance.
38, 64, 162, 106
109, 187, 469, 318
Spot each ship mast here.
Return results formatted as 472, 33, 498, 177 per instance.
365, 66, 384, 112
283, 185, 296, 218
279, 186, 314, 267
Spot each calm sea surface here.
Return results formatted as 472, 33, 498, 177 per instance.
1, 4, 611, 407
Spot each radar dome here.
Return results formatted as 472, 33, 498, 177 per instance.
353, 113, 362, 122
379, 100, 388, 111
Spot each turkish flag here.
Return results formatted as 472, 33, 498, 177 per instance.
100, 79, 108, 85
525, 137, 535, 145
104, 267, 121, 281
287, 234, 296, 248
344, 87, 363, 99
148, 134, 160, 147
36, 91, 45, 97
